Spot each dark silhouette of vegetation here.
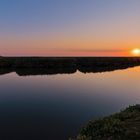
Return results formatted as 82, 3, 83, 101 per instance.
70, 105, 140, 140
0, 57, 140, 76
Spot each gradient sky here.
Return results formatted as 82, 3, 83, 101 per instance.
0, 0, 140, 56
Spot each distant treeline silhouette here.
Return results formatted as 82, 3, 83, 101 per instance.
0, 57, 140, 76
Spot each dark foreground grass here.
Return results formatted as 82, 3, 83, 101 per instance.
70, 105, 140, 140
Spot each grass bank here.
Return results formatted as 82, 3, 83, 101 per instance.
71, 105, 140, 140
1, 57, 140, 76
0, 57, 140, 68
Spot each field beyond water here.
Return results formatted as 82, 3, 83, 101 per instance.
1, 57, 140, 76
1, 57, 140, 68
71, 105, 140, 140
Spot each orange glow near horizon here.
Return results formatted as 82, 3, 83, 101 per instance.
0, 36, 139, 56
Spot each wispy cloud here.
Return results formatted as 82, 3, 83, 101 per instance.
62, 49, 127, 53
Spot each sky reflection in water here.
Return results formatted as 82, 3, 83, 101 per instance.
0, 66, 140, 139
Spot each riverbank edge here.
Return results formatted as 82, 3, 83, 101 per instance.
1, 57, 140, 68
70, 105, 140, 140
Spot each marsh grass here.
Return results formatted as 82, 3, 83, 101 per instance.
71, 105, 140, 140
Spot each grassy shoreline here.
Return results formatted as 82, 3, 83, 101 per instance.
71, 105, 140, 140
0, 57, 140, 68
0, 57, 140, 76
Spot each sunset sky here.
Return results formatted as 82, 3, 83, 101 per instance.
0, 0, 140, 56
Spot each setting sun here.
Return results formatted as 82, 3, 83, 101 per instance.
131, 49, 140, 56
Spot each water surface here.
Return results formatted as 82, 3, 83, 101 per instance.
0, 66, 140, 139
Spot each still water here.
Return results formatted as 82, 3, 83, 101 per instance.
0, 66, 140, 139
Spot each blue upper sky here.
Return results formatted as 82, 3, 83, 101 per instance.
0, 0, 139, 32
